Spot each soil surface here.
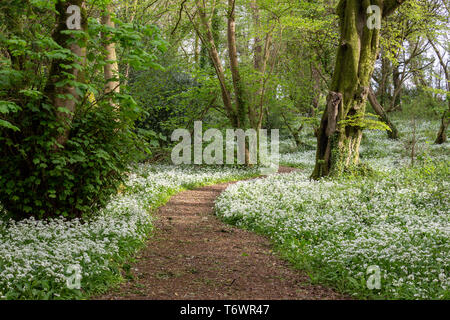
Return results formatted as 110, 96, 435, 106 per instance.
97, 167, 347, 300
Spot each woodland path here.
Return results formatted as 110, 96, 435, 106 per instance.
97, 167, 346, 300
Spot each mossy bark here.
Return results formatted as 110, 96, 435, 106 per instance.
312, 0, 404, 179
435, 108, 449, 144
199, 8, 220, 72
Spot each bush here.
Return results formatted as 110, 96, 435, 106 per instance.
0, 98, 143, 220
0, 2, 166, 220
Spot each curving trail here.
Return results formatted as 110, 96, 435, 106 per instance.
97, 167, 346, 300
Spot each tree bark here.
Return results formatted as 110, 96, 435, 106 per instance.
123, 0, 138, 84
227, 0, 247, 129
249, 0, 272, 130
391, 64, 402, 111
193, 1, 237, 127
377, 54, 391, 107
311, 0, 405, 179
227, 0, 251, 164
194, 34, 200, 65
435, 110, 449, 144
45, 0, 87, 147
428, 37, 449, 144
102, 4, 120, 97
311, 65, 322, 137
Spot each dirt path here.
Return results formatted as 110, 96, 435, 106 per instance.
97, 167, 346, 300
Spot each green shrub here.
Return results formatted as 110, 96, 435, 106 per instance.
0, 2, 166, 220
0, 98, 144, 220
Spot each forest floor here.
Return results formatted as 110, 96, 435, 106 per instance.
97, 167, 346, 300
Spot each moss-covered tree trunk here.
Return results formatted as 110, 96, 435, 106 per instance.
199, 8, 220, 72
435, 110, 449, 144
311, 0, 405, 179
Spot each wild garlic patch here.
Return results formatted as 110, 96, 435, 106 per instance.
0, 164, 257, 300
216, 165, 449, 299
217, 119, 449, 299
280, 120, 450, 171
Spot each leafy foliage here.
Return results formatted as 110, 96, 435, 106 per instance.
0, 1, 166, 220
338, 113, 392, 132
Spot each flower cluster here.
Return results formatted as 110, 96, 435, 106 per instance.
0, 164, 257, 299
217, 120, 449, 299
216, 165, 449, 299
280, 120, 449, 171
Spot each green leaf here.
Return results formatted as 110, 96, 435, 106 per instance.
0, 119, 20, 131
0, 101, 21, 114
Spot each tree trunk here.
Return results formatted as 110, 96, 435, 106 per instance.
199, 8, 220, 71
194, 34, 200, 65
281, 112, 304, 148
227, 0, 247, 129
45, 0, 87, 147
311, 0, 405, 179
428, 37, 449, 144
101, 4, 120, 96
311, 65, 322, 137
249, 0, 272, 131
227, 0, 250, 164
391, 64, 402, 111
368, 87, 399, 139
435, 110, 449, 144
194, 1, 237, 126
377, 54, 391, 107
